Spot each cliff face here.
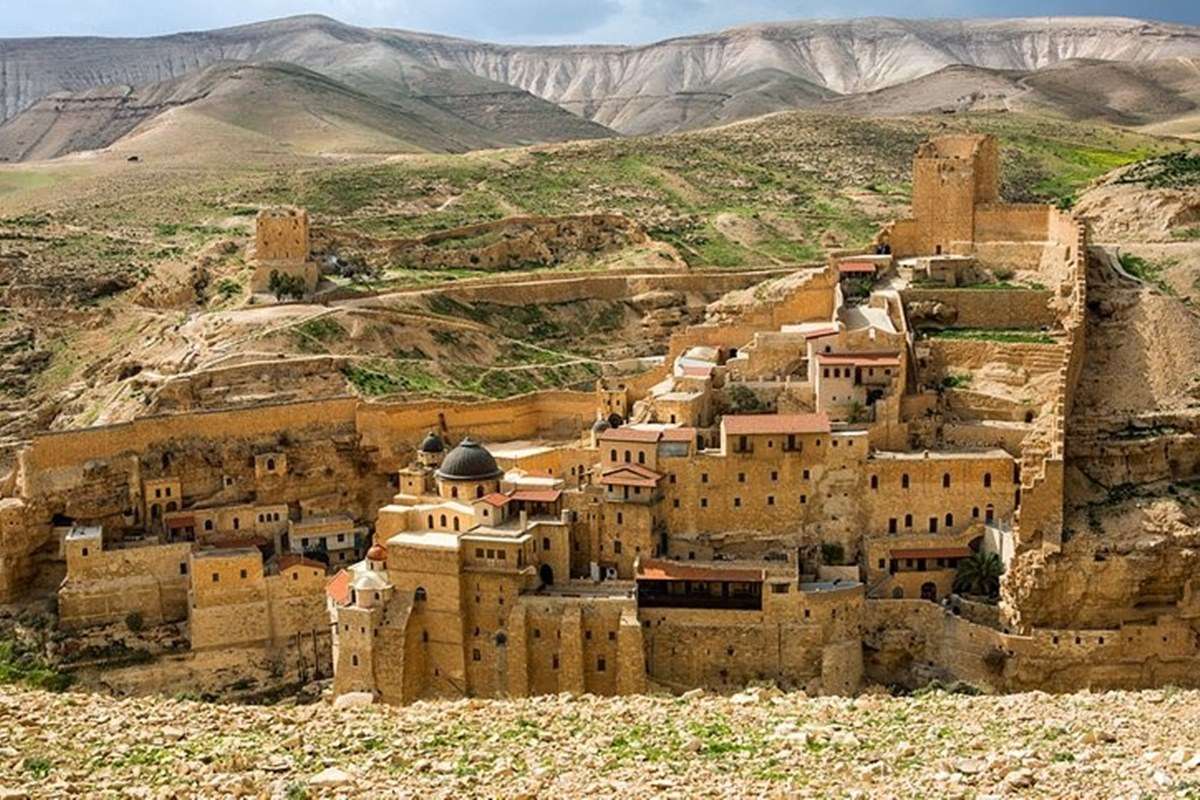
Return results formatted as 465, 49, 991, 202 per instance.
2, 15, 1199, 136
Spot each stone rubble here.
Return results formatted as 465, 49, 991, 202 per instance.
1, 685, 1200, 798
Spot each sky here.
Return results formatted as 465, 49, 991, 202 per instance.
3, 0, 1199, 43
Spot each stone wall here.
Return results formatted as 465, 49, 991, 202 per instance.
902, 288, 1056, 330
59, 539, 192, 630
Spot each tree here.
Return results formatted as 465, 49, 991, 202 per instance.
953, 551, 1003, 600
268, 269, 308, 301
727, 384, 765, 414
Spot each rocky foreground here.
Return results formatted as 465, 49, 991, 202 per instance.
2, 686, 1200, 798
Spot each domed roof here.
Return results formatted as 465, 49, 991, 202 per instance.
435, 437, 502, 481
591, 418, 611, 433
366, 543, 386, 562
351, 569, 390, 592
419, 431, 445, 454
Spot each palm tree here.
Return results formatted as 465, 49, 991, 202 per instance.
953, 551, 1003, 600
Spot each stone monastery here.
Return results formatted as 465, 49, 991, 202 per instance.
1, 134, 1195, 701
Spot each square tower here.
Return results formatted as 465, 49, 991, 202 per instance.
909, 134, 999, 256
251, 207, 319, 297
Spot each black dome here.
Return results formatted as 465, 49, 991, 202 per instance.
436, 437, 502, 480
591, 418, 611, 433
419, 431, 445, 454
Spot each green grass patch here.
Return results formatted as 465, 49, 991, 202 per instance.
1119, 252, 1176, 296
0, 639, 73, 692
1116, 152, 1200, 189
342, 361, 447, 396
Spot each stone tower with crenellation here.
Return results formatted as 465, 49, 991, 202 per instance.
907, 134, 999, 256
251, 206, 319, 297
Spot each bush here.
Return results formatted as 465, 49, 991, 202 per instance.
125, 611, 145, 633
268, 270, 308, 301
820, 542, 845, 566
983, 646, 1008, 674
727, 384, 765, 414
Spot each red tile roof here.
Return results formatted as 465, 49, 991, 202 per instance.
817, 352, 901, 367
680, 364, 715, 378
479, 493, 511, 508
599, 464, 662, 488
599, 427, 661, 443
326, 569, 351, 605
659, 428, 696, 443
278, 554, 327, 573
838, 261, 878, 274
890, 547, 972, 560
637, 558, 765, 583
803, 326, 839, 339
165, 515, 195, 529
510, 489, 562, 504
722, 413, 831, 435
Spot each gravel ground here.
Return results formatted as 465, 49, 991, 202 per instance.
2, 685, 1200, 798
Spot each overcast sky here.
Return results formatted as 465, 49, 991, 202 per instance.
4, 1, 1199, 43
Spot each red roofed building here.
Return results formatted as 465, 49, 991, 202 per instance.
636, 558, 764, 611
325, 569, 351, 606
838, 261, 877, 274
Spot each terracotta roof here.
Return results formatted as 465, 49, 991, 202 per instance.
510, 489, 562, 504
205, 534, 269, 550
326, 569, 351, 605
637, 558, 765, 583
890, 547, 972, 560
838, 261, 878, 274
680, 364, 715, 378
278, 554, 326, 573
599, 427, 661, 443
659, 428, 695, 443
479, 493, 511, 508
817, 352, 901, 367
599, 464, 662, 488
722, 413, 831, 435
804, 326, 838, 339
165, 515, 195, 529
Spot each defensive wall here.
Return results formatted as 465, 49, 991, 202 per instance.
901, 288, 1057, 330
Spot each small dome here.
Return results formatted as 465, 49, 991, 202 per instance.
351, 569, 390, 592
591, 418, 611, 433
419, 431, 445, 454
366, 543, 386, 562
436, 437, 502, 481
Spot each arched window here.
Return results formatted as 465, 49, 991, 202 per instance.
638, 451, 645, 465
972, 506, 979, 518
204, 519, 214, 531
232, 517, 240, 530
415, 587, 427, 602
451, 486, 459, 499
427, 514, 434, 528
945, 513, 954, 528
476, 486, 484, 499
440, 514, 447, 528
942, 473, 951, 489
610, 449, 617, 461
904, 513, 913, 528
901, 474, 909, 489
624, 450, 631, 463
453, 518, 460, 532
267, 458, 275, 471
870, 475, 878, 490
983, 472, 992, 488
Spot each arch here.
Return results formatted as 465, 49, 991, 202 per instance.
439, 514, 447, 528
891, 586, 904, 599
985, 504, 995, 523
983, 472, 992, 488
150, 504, 161, 520
427, 514, 434, 529
638, 451, 645, 465
414, 587, 427, 602
920, 582, 937, 601
475, 485, 484, 499
539, 564, 555, 586
609, 449, 617, 461
266, 458, 276, 471
453, 517, 460, 532
945, 512, 954, 528
204, 519, 214, 531
451, 486, 459, 499
166, 501, 178, 513
904, 513, 913, 528
623, 450, 631, 463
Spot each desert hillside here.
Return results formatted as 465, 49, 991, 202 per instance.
2, 14, 1200, 152
2, 684, 1199, 797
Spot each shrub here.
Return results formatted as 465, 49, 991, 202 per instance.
820, 542, 845, 566
983, 646, 1008, 674
216, 278, 241, 299
727, 384, 765, 413
268, 270, 308, 301
125, 611, 145, 633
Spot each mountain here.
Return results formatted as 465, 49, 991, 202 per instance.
0, 61, 613, 162
1, 14, 1200, 158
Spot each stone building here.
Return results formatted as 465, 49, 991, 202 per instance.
251, 207, 319, 296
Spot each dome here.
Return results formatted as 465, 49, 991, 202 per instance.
351, 569, 390, 592
366, 543, 386, 562
435, 437, 502, 481
591, 418, 611, 433
419, 431, 445, 454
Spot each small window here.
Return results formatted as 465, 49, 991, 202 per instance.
415, 587, 427, 602
597, 657, 607, 672
945, 513, 954, 528
701, 473, 709, 483
738, 473, 746, 483
870, 475, 878, 490
733, 497, 741, 508
904, 514, 912, 528
472, 649, 481, 662
179, 562, 188, 575
767, 496, 775, 506
81, 547, 89, 557
800, 495, 807, 504
700, 498, 708, 508
901, 474, 910, 489
983, 472, 992, 488
240, 569, 248, 579
212, 573, 220, 583
614, 540, 623, 554
770, 471, 778, 482
942, 473, 951, 489
352, 655, 359, 666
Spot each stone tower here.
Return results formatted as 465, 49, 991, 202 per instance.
251, 207, 319, 297
909, 134, 999, 256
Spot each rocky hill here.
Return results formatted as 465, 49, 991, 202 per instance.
2, 684, 1200, 797
2, 14, 1200, 159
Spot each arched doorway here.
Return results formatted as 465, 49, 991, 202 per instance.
539, 564, 554, 586
891, 586, 904, 599
920, 582, 937, 601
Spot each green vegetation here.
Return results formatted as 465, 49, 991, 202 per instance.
0, 638, 73, 692
727, 384, 766, 414
820, 543, 846, 566
1116, 152, 1200, 189
940, 373, 972, 389
953, 551, 1004, 600
215, 278, 242, 299
926, 328, 1055, 345
1118, 252, 1176, 296
24, 756, 53, 779
268, 270, 309, 301
1172, 226, 1200, 242
342, 361, 448, 396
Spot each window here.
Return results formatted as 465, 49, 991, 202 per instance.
212, 573, 219, 583
204, 520, 213, 531
901, 473, 909, 489
267, 458, 275, 471
771, 583, 790, 594
453, 518, 460, 532
414, 587, 427, 602
733, 497, 741, 508
352, 655, 358, 666
475, 548, 484, 558
552, 655, 559, 670
878, 559, 885, 569
337, 533, 345, 543
472, 649, 481, 662
673, 499, 680, 508
624, 450, 631, 463
451, 487, 458, 499
870, 475, 878, 490
888, 518, 897, 534
616, 512, 623, 525
638, 451, 645, 465
929, 518, 938, 533
610, 449, 617, 461
240, 569, 248, 579
767, 496, 775, 506
800, 495, 807, 504
81, 547, 89, 557
983, 472, 992, 488
945, 513, 954, 528
597, 657, 607, 672
179, 563, 188, 575
802, 469, 810, 480
497, 550, 506, 560
613, 540, 623, 554
738, 473, 746, 483
942, 473, 951, 489
701, 473, 709, 483
542, 537, 550, 551
771, 471, 778, 482
700, 498, 708, 508
440, 514, 447, 528
972, 506, 980, 518
904, 514, 912, 528
427, 515, 434, 528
